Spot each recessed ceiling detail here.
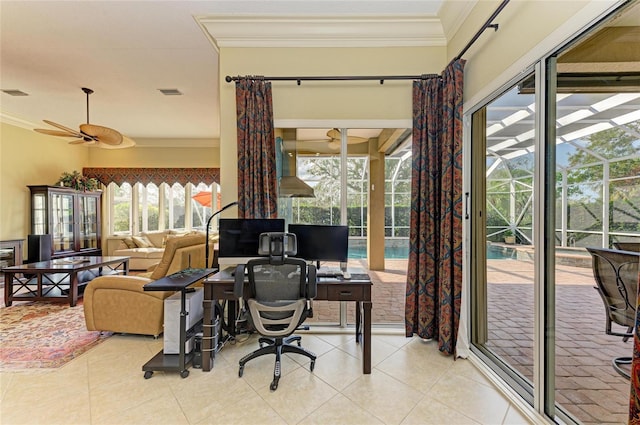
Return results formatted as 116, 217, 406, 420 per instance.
198, 16, 447, 49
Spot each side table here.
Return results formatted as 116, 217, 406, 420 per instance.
142, 267, 216, 379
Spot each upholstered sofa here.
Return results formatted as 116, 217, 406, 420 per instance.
84, 233, 213, 336
106, 230, 218, 271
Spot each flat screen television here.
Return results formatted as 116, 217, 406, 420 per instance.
287, 224, 349, 265
218, 218, 285, 265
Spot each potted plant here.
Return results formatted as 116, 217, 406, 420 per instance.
55, 171, 99, 191
504, 229, 516, 245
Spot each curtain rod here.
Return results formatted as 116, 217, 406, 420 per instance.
224, 74, 439, 85
452, 0, 510, 62
225, 0, 510, 84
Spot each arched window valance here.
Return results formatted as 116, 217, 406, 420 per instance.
82, 167, 220, 187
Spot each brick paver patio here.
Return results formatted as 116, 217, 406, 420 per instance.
330, 257, 631, 425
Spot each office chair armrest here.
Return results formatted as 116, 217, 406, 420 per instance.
307, 264, 317, 299
234, 264, 245, 297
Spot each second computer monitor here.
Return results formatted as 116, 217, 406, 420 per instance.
287, 224, 349, 263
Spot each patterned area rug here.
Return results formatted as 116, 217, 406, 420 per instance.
0, 302, 112, 370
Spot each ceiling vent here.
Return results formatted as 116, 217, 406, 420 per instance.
2, 89, 29, 96
158, 88, 183, 96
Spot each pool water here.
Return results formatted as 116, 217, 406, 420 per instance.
349, 243, 517, 260
348, 245, 409, 259
487, 245, 517, 260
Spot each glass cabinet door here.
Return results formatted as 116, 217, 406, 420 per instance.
51, 192, 75, 253
32, 193, 47, 234
79, 195, 98, 250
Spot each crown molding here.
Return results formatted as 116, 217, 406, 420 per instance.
198, 16, 447, 48
0, 113, 38, 131
438, 1, 477, 41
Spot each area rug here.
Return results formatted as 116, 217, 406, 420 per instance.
0, 302, 112, 370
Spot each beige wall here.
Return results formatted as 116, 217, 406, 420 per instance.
0, 123, 88, 240
0, 122, 220, 243
87, 145, 219, 167
218, 46, 445, 208
449, 0, 619, 109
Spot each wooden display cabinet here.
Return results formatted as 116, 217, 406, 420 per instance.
28, 185, 102, 258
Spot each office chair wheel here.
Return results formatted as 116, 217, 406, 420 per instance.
144, 371, 153, 379
238, 365, 244, 377
180, 370, 190, 379
310, 360, 315, 372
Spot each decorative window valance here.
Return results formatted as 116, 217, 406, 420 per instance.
82, 167, 220, 187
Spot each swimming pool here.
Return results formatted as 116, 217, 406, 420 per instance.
348, 242, 517, 260
348, 244, 409, 259
487, 245, 517, 260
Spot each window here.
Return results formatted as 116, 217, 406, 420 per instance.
107, 182, 216, 235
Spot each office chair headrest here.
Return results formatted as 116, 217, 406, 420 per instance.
258, 232, 297, 264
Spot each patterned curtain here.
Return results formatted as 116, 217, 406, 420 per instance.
405, 59, 465, 355
235, 77, 278, 218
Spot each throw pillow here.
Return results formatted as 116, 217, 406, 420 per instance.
132, 235, 152, 248
123, 237, 137, 249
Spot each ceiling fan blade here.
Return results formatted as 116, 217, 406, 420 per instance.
34, 128, 80, 138
346, 135, 368, 144
94, 135, 136, 149
325, 129, 368, 144
42, 120, 83, 137
69, 139, 89, 145
80, 124, 123, 145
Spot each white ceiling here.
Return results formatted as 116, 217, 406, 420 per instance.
0, 0, 475, 148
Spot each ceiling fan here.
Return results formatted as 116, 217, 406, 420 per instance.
34, 87, 135, 149
321, 129, 369, 150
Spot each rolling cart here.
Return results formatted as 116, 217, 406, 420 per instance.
142, 267, 216, 379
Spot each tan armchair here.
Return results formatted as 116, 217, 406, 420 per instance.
84, 233, 208, 336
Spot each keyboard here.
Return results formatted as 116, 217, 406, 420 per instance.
317, 269, 343, 278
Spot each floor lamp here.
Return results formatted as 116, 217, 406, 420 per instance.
205, 201, 238, 268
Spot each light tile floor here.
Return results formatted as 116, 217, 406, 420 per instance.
0, 329, 535, 425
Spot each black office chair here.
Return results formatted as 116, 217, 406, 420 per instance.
587, 247, 640, 379
234, 232, 317, 391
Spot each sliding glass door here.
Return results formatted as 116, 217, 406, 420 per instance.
469, 2, 640, 422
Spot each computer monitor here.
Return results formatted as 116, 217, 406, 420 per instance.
287, 224, 349, 266
218, 218, 285, 265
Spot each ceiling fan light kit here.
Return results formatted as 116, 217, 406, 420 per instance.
33, 87, 135, 149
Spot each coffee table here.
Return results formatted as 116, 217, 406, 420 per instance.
2, 256, 129, 307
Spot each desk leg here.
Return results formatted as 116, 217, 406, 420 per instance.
363, 301, 372, 374
355, 301, 362, 344
202, 286, 214, 372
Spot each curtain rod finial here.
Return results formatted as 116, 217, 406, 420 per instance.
225, 76, 233, 83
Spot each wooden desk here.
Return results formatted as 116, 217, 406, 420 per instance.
202, 268, 372, 374
2, 256, 129, 307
